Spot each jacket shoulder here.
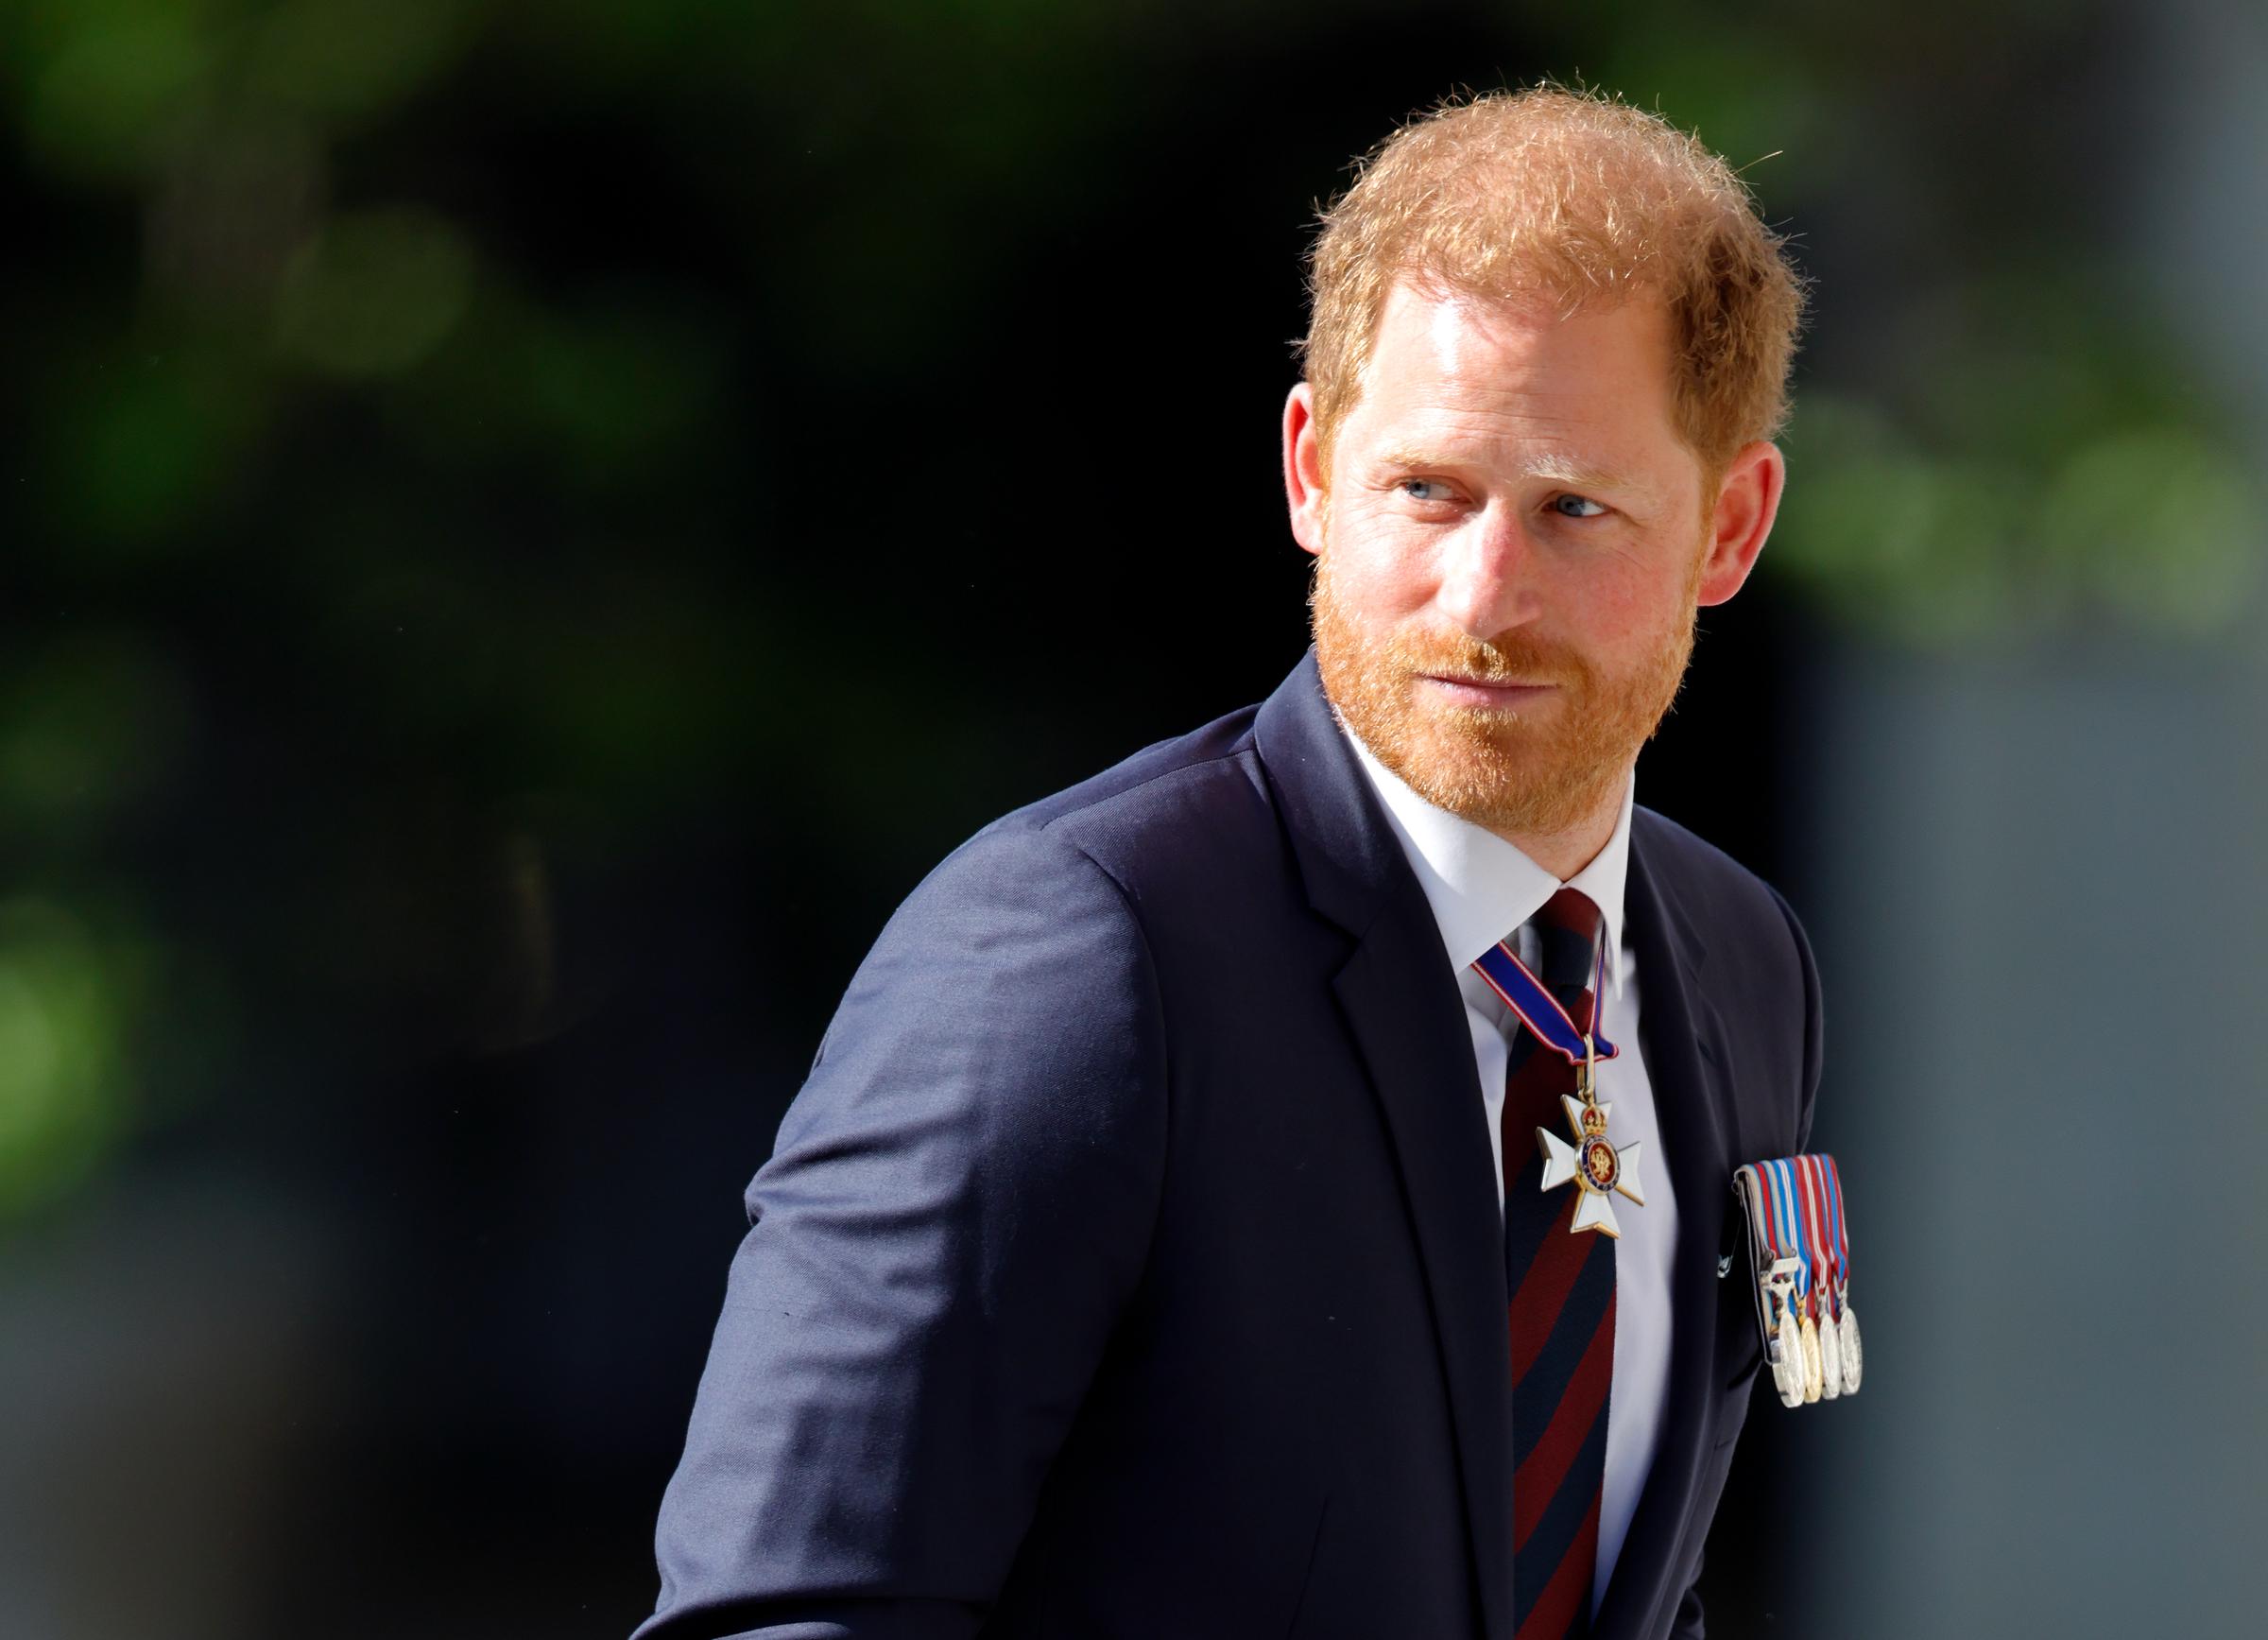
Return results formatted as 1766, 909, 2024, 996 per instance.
931, 699, 1279, 889
1631, 804, 1797, 930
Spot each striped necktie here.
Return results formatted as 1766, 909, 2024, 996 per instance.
1497, 886, 1614, 1639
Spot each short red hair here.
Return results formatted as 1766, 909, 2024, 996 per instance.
1298, 82, 1810, 495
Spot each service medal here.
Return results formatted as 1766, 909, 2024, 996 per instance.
1799, 1155, 1845, 1399
1763, 1261, 1805, 1407
1822, 1155, 1862, 1397
1774, 1350, 1805, 1407
1772, 1324, 1805, 1407
1734, 1167, 1803, 1407
1732, 1153, 1864, 1410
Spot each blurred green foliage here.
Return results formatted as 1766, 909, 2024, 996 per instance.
0, 894, 151, 1217
0, 0, 2259, 1218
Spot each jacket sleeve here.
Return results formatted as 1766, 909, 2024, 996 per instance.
1666, 879, 1826, 1640
630, 822, 1169, 1640
1768, 880, 1826, 1154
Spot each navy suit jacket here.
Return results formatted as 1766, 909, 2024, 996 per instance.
634, 646, 1823, 1640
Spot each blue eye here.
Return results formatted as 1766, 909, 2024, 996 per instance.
1400, 478, 1454, 503
1553, 493, 1607, 519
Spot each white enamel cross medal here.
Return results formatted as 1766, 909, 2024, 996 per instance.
1471, 912, 1650, 1240
1536, 1043, 1646, 1238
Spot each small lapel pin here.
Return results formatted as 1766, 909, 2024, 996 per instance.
1717, 1252, 1733, 1278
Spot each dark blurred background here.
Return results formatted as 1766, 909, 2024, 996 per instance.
3, 2, 2263, 1635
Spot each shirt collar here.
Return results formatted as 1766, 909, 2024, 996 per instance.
1338, 716, 1635, 999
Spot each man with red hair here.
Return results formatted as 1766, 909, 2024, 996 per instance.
635, 83, 1820, 1640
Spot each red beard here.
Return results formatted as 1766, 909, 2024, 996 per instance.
1306, 539, 1700, 839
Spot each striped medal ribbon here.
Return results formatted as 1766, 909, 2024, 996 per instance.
1470, 929, 1620, 1074
1731, 1153, 1863, 1409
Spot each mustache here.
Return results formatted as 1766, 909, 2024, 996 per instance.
1389, 629, 1592, 689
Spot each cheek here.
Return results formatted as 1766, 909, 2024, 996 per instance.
1328, 505, 1437, 613
1584, 580, 1655, 637
1560, 548, 1687, 647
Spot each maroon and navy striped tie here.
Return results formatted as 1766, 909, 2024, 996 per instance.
1499, 886, 1614, 1639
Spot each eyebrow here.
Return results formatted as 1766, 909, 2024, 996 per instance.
1377, 444, 1658, 502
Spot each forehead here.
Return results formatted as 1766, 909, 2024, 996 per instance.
1348, 279, 1684, 461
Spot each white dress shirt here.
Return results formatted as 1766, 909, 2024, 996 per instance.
1339, 723, 1679, 1620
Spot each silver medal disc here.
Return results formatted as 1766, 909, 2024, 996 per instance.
1818, 1301, 1844, 1399
1771, 1346, 1800, 1407
1771, 1321, 1805, 1407
1838, 1302, 1863, 1393
1761, 1259, 1805, 1408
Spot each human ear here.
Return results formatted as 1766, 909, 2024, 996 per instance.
1282, 382, 1329, 557
1695, 440, 1787, 607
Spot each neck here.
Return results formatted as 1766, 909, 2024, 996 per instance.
1487, 776, 1625, 881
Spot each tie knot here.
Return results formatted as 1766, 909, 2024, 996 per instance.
1538, 885, 1602, 945
1531, 887, 1603, 995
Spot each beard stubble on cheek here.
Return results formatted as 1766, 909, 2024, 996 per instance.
1306, 537, 1702, 839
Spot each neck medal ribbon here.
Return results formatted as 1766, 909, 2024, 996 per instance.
1473, 923, 1644, 1239
1731, 1154, 1863, 1408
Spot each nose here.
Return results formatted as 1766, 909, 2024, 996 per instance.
1432, 503, 1540, 639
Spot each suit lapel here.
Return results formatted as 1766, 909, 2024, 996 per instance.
1256, 648, 1518, 1640
1332, 911, 1519, 1637
1255, 648, 1742, 1640
1589, 811, 1737, 1640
